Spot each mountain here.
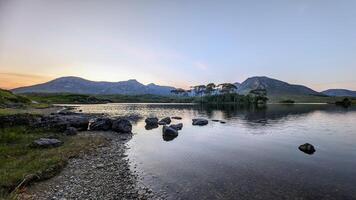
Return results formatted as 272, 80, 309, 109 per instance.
237, 76, 321, 96
12, 76, 175, 95
322, 89, 356, 97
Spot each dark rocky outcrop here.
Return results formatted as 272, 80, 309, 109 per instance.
220, 121, 226, 124
169, 123, 183, 131
192, 118, 209, 126
298, 143, 316, 155
159, 117, 171, 125
37, 115, 90, 131
31, 138, 63, 148
162, 125, 178, 141
89, 118, 112, 131
145, 117, 159, 126
112, 119, 132, 133
212, 119, 220, 122
64, 127, 78, 136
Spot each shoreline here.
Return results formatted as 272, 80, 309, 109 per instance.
1, 106, 158, 199
18, 131, 158, 200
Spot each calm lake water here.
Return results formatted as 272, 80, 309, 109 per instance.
72, 103, 356, 200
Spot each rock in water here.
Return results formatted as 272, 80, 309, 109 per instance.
220, 121, 226, 124
298, 143, 316, 155
212, 119, 220, 122
145, 124, 159, 130
89, 118, 112, 131
162, 125, 178, 141
159, 117, 171, 125
192, 118, 209, 126
32, 138, 63, 148
64, 127, 78, 136
158, 121, 167, 125
169, 123, 183, 131
172, 116, 182, 120
162, 125, 178, 136
112, 119, 132, 133
145, 117, 159, 126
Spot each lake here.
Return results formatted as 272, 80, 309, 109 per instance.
71, 103, 356, 200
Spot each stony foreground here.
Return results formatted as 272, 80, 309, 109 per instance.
19, 131, 162, 200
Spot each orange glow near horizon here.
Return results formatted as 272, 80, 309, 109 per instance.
0, 73, 53, 90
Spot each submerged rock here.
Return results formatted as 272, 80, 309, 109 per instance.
64, 127, 78, 136
89, 117, 112, 131
145, 117, 159, 126
32, 138, 63, 148
159, 117, 171, 125
112, 119, 132, 133
172, 116, 182, 120
169, 123, 183, 131
298, 143, 316, 155
192, 118, 209, 126
220, 121, 226, 124
212, 119, 220, 122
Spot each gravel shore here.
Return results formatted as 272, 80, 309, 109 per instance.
20, 131, 162, 200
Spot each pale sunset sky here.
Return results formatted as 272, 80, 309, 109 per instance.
0, 0, 355, 90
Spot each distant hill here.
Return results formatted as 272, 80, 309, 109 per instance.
0, 89, 30, 108
12, 76, 176, 95
322, 89, 356, 97
237, 76, 321, 96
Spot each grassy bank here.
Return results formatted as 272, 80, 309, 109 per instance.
0, 126, 107, 199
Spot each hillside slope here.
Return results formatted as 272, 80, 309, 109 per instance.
322, 89, 356, 97
12, 77, 175, 95
237, 76, 321, 96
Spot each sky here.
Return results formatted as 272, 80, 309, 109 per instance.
0, 0, 356, 91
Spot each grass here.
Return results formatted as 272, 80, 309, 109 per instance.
0, 126, 107, 199
23, 93, 109, 104
0, 89, 30, 108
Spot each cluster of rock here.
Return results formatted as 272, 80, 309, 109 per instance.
20, 111, 134, 148
144, 116, 184, 141
90, 117, 132, 133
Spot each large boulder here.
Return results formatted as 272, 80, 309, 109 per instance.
162, 125, 178, 141
298, 143, 316, 155
64, 127, 78, 136
169, 123, 183, 131
31, 138, 63, 148
112, 119, 132, 133
192, 118, 209, 126
145, 117, 159, 126
89, 118, 112, 131
159, 117, 171, 125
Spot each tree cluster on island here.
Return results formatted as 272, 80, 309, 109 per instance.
170, 83, 268, 105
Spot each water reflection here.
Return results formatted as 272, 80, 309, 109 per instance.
71, 103, 356, 199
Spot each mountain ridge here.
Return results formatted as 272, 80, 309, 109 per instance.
11, 76, 354, 97
237, 76, 321, 96
322, 89, 356, 97
12, 76, 175, 95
